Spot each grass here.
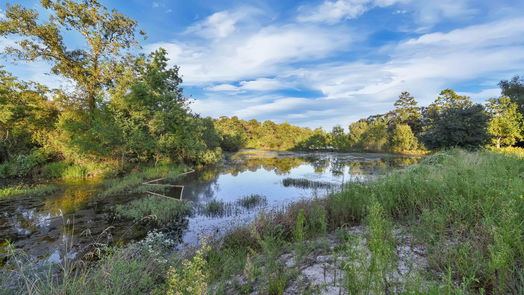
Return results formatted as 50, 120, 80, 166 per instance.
0, 184, 60, 199
282, 177, 336, 189
99, 165, 187, 198
236, 194, 267, 209
114, 196, 191, 225
205, 149, 524, 293
2, 148, 524, 294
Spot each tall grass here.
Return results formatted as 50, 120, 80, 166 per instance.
0, 184, 59, 199
207, 149, 524, 293
114, 196, 190, 225
99, 165, 187, 198
328, 149, 524, 293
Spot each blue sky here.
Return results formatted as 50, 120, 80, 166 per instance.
2, 0, 524, 129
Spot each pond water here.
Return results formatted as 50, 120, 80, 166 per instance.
0, 150, 422, 264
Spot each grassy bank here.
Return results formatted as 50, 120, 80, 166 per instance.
2, 149, 523, 294
206, 149, 524, 294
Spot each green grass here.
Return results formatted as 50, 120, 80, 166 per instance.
114, 196, 191, 225
282, 177, 336, 189
3, 149, 524, 294
0, 184, 60, 199
206, 149, 524, 293
236, 194, 267, 209
99, 165, 187, 198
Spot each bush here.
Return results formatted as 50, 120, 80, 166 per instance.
166, 242, 210, 295
0, 150, 49, 178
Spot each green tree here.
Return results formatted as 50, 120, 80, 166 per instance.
348, 120, 369, 149
389, 124, 418, 153
392, 91, 421, 134
422, 104, 490, 149
486, 97, 523, 148
109, 49, 220, 165
361, 119, 389, 152
0, 69, 58, 162
330, 125, 348, 150
0, 0, 142, 114
499, 75, 524, 112
431, 89, 473, 110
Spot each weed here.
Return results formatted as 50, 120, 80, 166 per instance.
236, 194, 267, 209
114, 196, 190, 225
0, 184, 59, 199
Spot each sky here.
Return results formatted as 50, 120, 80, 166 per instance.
1, 0, 524, 129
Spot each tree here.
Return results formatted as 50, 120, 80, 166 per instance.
389, 124, 418, 153
432, 89, 473, 110
499, 75, 524, 112
422, 104, 490, 149
330, 125, 348, 150
392, 91, 421, 134
361, 118, 388, 152
0, 0, 142, 114
0, 69, 58, 162
486, 97, 523, 148
109, 49, 220, 165
348, 120, 369, 149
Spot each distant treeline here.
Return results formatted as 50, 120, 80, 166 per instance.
215, 78, 524, 154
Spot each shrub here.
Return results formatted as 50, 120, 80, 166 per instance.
166, 242, 210, 295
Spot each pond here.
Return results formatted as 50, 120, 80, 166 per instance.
0, 150, 422, 264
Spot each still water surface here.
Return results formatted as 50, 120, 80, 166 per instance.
0, 150, 422, 263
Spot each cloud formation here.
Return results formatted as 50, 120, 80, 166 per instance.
3, 0, 524, 129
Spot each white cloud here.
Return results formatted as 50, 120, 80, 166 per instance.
206, 83, 239, 92
147, 22, 352, 85
297, 0, 406, 24
411, 0, 476, 30
192, 16, 524, 128
185, 8, 262, 39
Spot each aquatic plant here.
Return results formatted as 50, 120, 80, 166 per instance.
196, 200, 238, 217
99, 165, 187, 198
114, 196, 190, 225
236, 194, 267, 209
0, 184, 59, 199
282, 177, 336, 189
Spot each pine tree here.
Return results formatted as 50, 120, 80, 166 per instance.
393, 91, 421, 134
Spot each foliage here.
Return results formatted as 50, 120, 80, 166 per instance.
389, 124, 418, 153
166, 242, 210, 295
114, 196, 190, 225
0, 184, 59, 199
236, 194, 267, 209
486, 96, 523, 148
348, 120, 369, 149
499, 75, 524, 113
0, 0, 142, 113
109, 49, 222, 165
214, 116, 315, 151
330, 125, 349, 150
330, 149, 524, 292
99, 164, 186, 198
1, 237, 169, 295
392, 91, 422, 134
0, 149, 49, 178
0, 71, 57, 164
422, 104, 490, 149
